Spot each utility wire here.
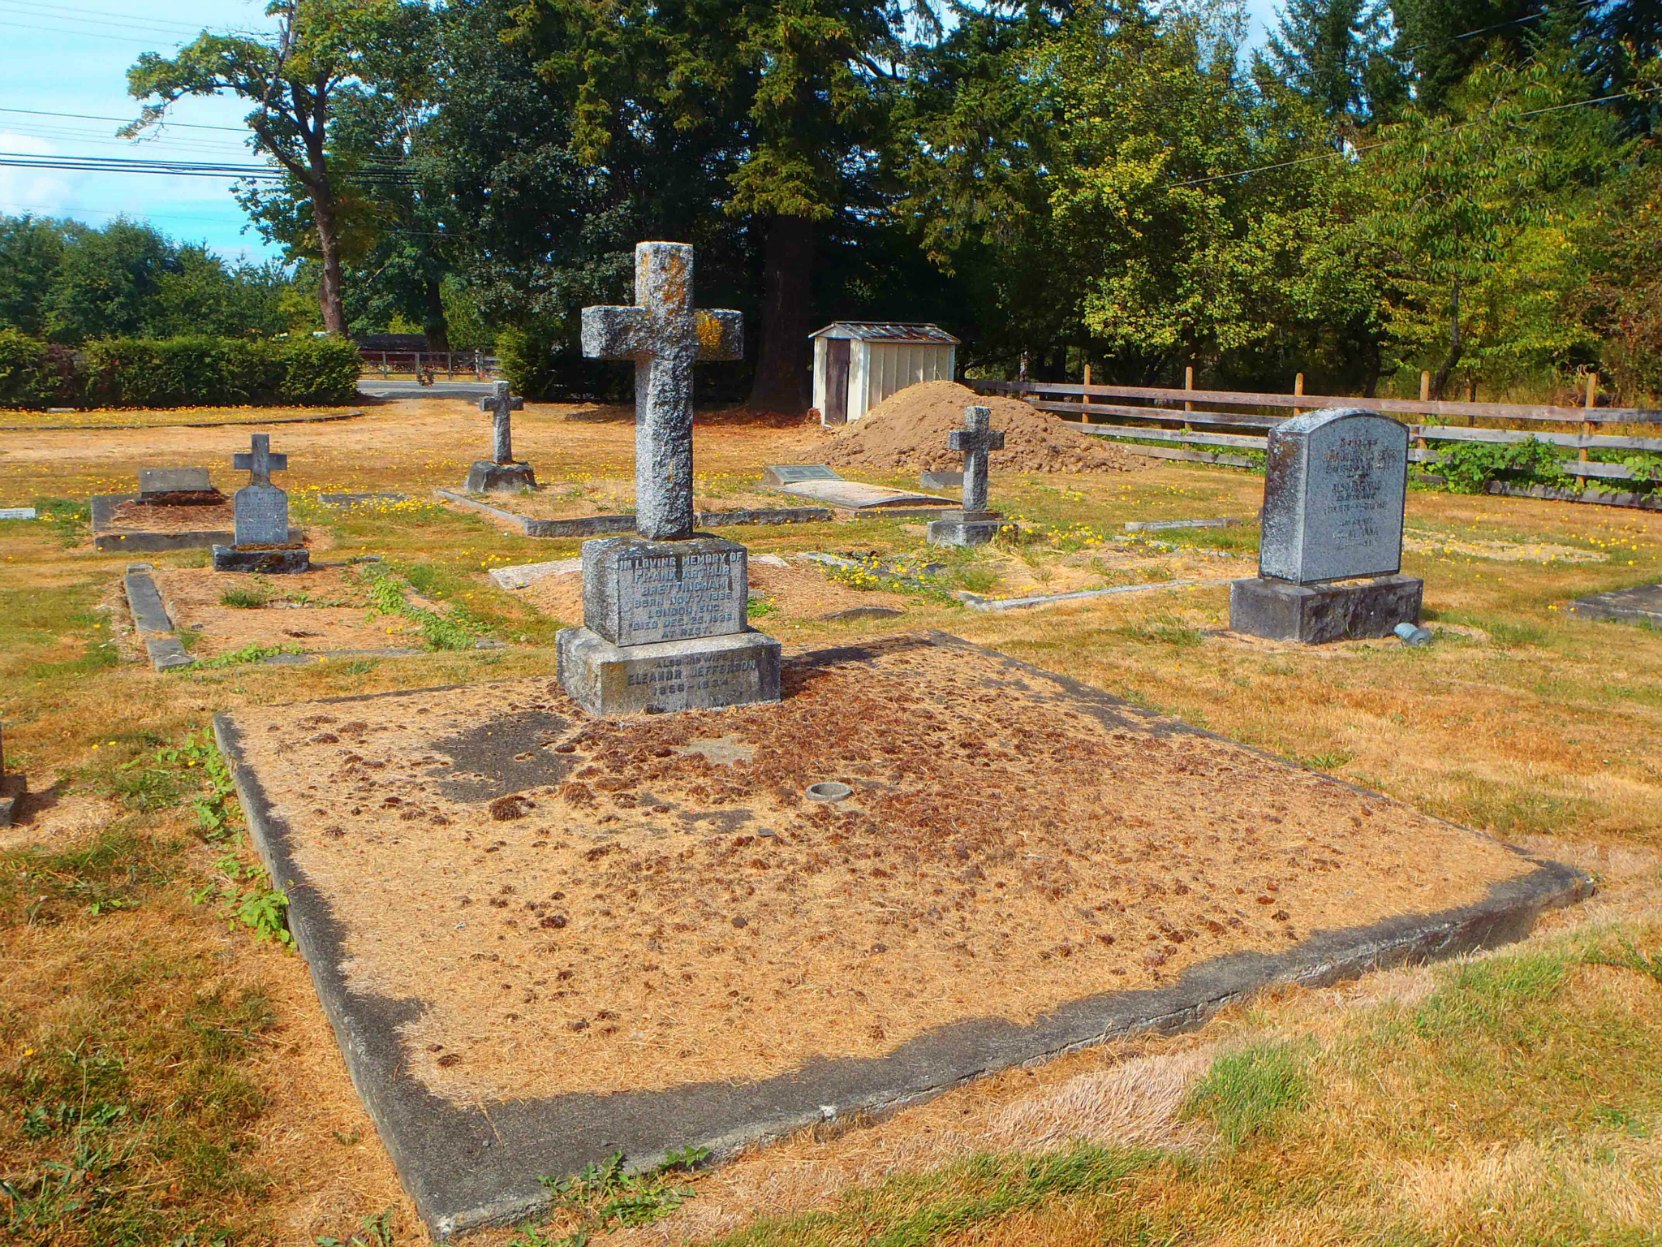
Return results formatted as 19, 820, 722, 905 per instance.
0, 107, 249, 133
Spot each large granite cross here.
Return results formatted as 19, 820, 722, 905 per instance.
581, 242, 743, 540
233, 434, 287, 486
479, 380, 525, 464
951, 405, 1004, 516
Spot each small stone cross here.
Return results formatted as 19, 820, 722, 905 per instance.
950, 405, 1004, 516
479, 380, 525, 465
233, 434, 287, 486
581, 242, 743, 541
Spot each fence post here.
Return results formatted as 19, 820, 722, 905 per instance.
1416, 370, 1431, 457
1082, 363, 1092, 424
1183, 363, 1194, 435
1294, 372, 1304, 398
1581, 370, 1597, 468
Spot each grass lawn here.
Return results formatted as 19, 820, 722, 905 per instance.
1, 396, 1658, 1246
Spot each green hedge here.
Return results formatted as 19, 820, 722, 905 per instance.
0, 332, 360, 408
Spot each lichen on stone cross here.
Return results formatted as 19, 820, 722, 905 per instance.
232, 433, 287, 487
478, 380, 525, 465
580, 242, 744, 540
949, 405, 1004, 516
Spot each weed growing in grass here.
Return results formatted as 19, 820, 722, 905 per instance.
1586, 938, 1662, 986
1181, 1040, 1312, 1147
28, 497, 87, 546
1298, 750, 1354, 771
0, 824, 180, 926
747, 595, 778, 619
824, 552, 960, 605
189, 643, 303, 670
1118, 615, 1204, 648
219, 584, 270, 609
191, 853, 292, 948
357, 561, 484, 650
521, 1148, 710, 1245
315, 1206, 396, 1246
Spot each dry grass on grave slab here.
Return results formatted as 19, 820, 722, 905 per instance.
106, 496, 236, 533
4, 394, 1662, 1246
228, 634, 1537, 1104
152, 565, 433, 657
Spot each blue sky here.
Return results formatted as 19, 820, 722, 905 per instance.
1, 0, 1283, 266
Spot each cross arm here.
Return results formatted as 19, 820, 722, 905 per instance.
233, 453, 288, 472
694, 309, 743, 361
581, 305, 650, 360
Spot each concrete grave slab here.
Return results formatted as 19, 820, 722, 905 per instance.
762, 464, 843, 486
1570, 583, 1662, 626
215, 633, 1587, 1239
0, 507, 38, 521
772, 479, 955, 511
123, 564, 193, 670
1125, 517, 1239, 533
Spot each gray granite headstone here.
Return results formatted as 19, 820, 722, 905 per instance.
138, 467, 212, 499
1259, 408, 1408, 584
234, 484, 290, 545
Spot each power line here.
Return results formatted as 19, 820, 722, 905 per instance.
0, 106, 249, 133
0, 0, 223, 34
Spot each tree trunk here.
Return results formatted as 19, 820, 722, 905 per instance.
312, 191, 347, 335
747, 214, 815, 413
1430, 281, 1463, 400
422, 276, 450, 354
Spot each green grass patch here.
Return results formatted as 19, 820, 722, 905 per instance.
1181, 1040, 1312, 1148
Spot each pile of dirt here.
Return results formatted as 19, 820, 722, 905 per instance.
824, 381, 1141, 475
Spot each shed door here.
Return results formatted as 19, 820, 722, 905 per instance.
826, 338, 851, 424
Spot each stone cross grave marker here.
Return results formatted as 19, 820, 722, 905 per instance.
215, 433, 309, 572
581, 241, 743, 541
556, 241, 778, 716
1230, 407, 1421, 643
929, 405, 1014, 547
465, 381, 536, 492
480, 381, 525, 465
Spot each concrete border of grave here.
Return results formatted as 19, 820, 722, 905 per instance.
91, 496, 302, 553
123, 564, 195, 670
433, 488, 834, 538
211, 633, 1590, 1240
1569, 583, 1662, 626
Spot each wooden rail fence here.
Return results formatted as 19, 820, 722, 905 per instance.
971, 374, 1662, 485
358, 350, 499, 380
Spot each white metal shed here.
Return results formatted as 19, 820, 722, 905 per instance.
810, 322, 959, 425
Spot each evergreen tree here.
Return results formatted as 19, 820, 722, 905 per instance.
1388, 0, 1540, 109
1262, 0, 1405, 125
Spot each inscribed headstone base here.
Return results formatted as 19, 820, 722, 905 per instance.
212, 545, 312, 574
465, 461, 538, 494
556, 626, 782, 715
581, 534, 749, 645
928, 511, 1009, 548
1230, 573, 1422, 644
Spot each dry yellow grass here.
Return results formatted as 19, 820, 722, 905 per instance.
1, 396, 1660, 1246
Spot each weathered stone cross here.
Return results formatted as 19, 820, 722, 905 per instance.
479, 380, 525, 464
581, 242, 743, 540
233, 433, 287, 486
951, 405, 1004, 516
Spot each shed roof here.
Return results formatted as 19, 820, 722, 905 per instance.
809, 321, 960, 345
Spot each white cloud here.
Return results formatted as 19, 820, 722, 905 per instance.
0, 130, 82, 218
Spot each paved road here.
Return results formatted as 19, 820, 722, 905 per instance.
358, 379, 498, 400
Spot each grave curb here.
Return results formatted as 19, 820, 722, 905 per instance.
122, 563, 193, 671
213, 636, 1591, 1240
1569, 584, 1662, 626
91, 494, 303, 552
433, 488, 832, 538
